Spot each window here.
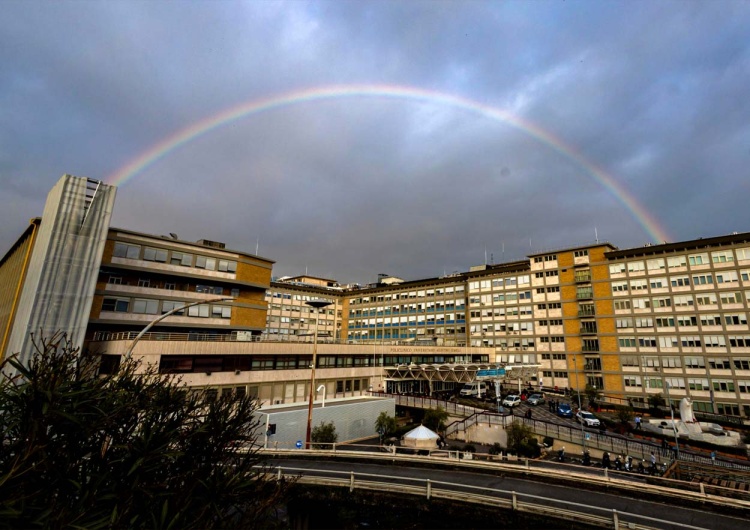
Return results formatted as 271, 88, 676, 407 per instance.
616, 318, 633, 329
628, 261, 645, 273
231, 288, 240, 298
688, 253, 708, 266
670, 276, 690, 287
700, 314, 721, 326
162, 301, 185, 314
681, 336, 701, 347
619, 337, 637, 347
102, 298, 129, 312
195, 256, 216, 270
635, 317, 653, 328
692, 274, 713, 285
638, 337, 657, 347
738, 248, 750, 261
609, 264, 626, 275
650, 277, 666, 289
734, 358, 750, 370
132, 298, 159, 314
696, 294, 717, 305
658, 336, 678, 348
614, 300, 631, 310
188, 304, 210, 317
711, 250, 734, 263
667, 256, 687, 268
108, 276, 122, 285
621, 356, 639, 366
218, 260, 237, 273
724, 314, 748, 326
113, 242, 141, 259
165, 283, 175, 290
170, 252, 193, 266
708, 358, 731, 369
624, 376, 642, 388
137, 278, 150, 287
647, 258, 665, 271
684, 357, 705, 369
673, 295, 694, 307
630, 279, 648, 291
574, 250, 588, 257
612, 281, 628, 292
720, 292, 743, 304
688, 378, 709, 391
652, 297, 671, 308
655, 317, 675, 327
716, 271, 738, 284
143, 247, 168, 262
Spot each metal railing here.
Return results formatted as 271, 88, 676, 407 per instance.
272, 460, 740, 528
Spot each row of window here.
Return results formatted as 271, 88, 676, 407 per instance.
618, 335, 750, 349
114, 242, 238, 272
102, 297, 232, 318
609, 248, 750, 275
350, 286, 465, 304
350, 300, 465, 316
612, 271, 749, 293
613, 292, 747, 310
621, 355, 750, 370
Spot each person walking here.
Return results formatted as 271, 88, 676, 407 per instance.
635, 414, 642, 430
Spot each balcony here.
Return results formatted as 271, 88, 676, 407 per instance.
576, 288, 594, 300
579, 323, 598, 335
574, 272, 592, 283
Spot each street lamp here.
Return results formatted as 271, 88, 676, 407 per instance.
124, 296, 236, 359
305, 299, 332, 449
665, 381, 680, 460
573, 354, 586, 451
317, 384, 326, 408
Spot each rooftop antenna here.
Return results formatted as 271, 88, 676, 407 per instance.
255, 237, 259, 255
484, 246, 487, 265
502, 242, 505, 261
595, 226, 599, 244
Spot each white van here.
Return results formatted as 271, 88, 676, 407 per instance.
459, 382, 487, 397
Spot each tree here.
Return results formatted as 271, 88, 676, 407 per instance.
648, 393, 666, 413
375, 411, 397, 441
585, 384, 600, 408
615, 404, 635, 424
506, 421, 541, 458
0, 332, 290, 530
422, 407, 449, 433
311, 421, 338, 448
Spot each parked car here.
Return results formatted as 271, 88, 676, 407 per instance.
576, 410, 600, 427
502, 394, 522, 408
459, 381, 488, 397
526, 393, 545, 406
557, 403, 573, 418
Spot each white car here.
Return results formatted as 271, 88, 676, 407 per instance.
502, 395, 521, 408
576, 411, 600, 427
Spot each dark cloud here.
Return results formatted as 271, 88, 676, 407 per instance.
2, 0, 750, 285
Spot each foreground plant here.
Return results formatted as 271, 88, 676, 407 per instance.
0, 332, 290, 530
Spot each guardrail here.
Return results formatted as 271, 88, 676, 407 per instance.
273, 464, 719, 529
262, 445, 750, 503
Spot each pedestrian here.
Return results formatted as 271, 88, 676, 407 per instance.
711, 451, 716, 464
635, 415, 642, 430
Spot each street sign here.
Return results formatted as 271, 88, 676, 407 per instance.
477, 368, 506, 378
296, 440, 303, 449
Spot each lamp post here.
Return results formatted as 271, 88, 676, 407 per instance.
317, 384, 326, 408
665, 381, 680, 460
124, 296, 235, 359
305, 299, 332, 449
573, 354, 586, 451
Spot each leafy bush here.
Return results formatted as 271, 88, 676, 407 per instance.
311, 421, 338, 448
488, 442, 505, 455
463, 444, 476, 453
0, 332, 290, 529
506, 421, 541, 458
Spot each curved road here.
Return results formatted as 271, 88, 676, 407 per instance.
269, 458, 747, 530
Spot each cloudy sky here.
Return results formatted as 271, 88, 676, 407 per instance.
2, 1, 750, 285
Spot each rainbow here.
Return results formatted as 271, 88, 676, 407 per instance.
106, 84, 671, 243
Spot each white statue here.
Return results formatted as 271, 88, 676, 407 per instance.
679, 397, 696, 423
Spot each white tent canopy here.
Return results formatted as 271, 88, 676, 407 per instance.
401, 425, 440, 449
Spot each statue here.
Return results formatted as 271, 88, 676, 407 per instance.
679, 397, 696, 423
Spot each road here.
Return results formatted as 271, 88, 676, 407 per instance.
269, 457, 747, 530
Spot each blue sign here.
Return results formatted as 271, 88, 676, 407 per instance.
477, 368, 506, 377
296, 440, 303, 449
